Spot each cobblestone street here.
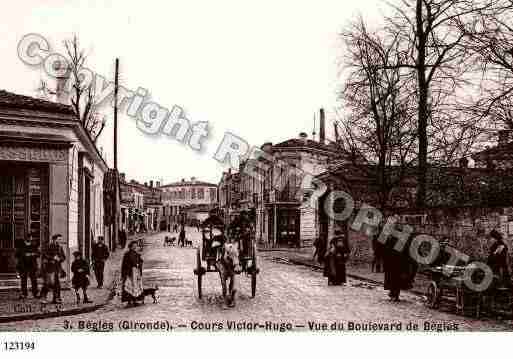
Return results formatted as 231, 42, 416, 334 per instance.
1, 228, 511, 332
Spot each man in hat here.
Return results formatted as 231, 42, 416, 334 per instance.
487, 229, 511, 286
92, 236, 110, 288
40, 234, 66, 304
15, 233, 40, 299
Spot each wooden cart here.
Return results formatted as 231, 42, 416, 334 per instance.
425, 265, 484, 317
193, 214, 259, 299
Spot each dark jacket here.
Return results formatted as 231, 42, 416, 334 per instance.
324, 236, 350, 284
92, 242, 110, 263
71, 258, 90, 288
16, 241, 39, 272
42, 242, 66, 274
121, 250, 143, 280
383, 233, 418, 291
487, 239, 511, 285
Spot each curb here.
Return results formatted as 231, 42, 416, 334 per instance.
0, 304, 105, 324
0, 272, 120, 324
267, 255, 426, 297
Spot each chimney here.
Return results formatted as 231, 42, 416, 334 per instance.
299, 132, 308, 145
144, 182, 148, 187
53, 60, 70, 105
459, 157, 469, 168
319, 108, 326, 145
498, 130, 510, 146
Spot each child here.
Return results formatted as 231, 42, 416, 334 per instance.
71, 251, 93, 304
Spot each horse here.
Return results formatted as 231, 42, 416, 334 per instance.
215, 239, 242, 308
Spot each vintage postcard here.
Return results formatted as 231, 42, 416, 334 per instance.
1, 1, 513, 352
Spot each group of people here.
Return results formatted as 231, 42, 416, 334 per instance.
16, 233, 66, 303
315, 227, 511, 302
15, 234, 110, 305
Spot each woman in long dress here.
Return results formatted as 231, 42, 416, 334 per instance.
121, 240, 144, 306
325, 231, 350, 286
383, 231, 418, 301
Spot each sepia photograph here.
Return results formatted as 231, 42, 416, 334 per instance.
0, 0, 513, 356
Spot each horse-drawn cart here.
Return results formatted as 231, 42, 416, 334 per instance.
193, 213, 259, 301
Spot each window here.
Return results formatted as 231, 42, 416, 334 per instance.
191, 188, 196, 199
210, 188, 216, 202
198, 188, 204, 199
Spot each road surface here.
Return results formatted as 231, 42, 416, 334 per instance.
1, 228, 510, 332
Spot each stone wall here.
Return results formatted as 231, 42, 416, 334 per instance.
345, 206, 513, 264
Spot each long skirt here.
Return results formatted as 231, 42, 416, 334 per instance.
122, 267, 144, 302
325, 255, 347, 285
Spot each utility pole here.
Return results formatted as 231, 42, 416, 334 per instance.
113, 58, 119, 252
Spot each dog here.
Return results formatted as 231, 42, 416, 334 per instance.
185, 238, 193, 247
142, 286, 159, 304
163, 236, 176, 246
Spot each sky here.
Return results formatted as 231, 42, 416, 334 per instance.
1, 0, 386, 185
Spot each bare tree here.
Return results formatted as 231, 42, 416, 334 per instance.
460, 1, 513, 129
384, 0, 503, 207
339, 18, 418, 210
64, 35, 106, 142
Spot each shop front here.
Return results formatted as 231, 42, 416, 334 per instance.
0, 135, 70, 276
264, 204, 300, 248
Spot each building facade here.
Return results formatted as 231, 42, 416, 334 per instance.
218, 169, 241, 224
0, 90, 108, 281
160, 177, 218, 226
252, 134, 344, 248
219, 128, 348, 249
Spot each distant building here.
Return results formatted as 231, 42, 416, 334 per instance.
218, 169, 241, 223
119, 176, 163, 232
119, 176, 145, 233
160, 177, 218, 226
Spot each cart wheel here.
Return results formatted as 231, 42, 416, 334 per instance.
426, 282, 439, 309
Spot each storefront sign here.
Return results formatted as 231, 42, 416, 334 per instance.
0, 145, 67, 163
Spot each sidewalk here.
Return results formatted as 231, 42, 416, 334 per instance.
0, 246, 124, 324
258, 247, 431, 296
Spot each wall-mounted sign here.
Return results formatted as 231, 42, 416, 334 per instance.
0, 145, 67, 163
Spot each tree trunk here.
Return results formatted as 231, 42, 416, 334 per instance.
416, 0, 428, 208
